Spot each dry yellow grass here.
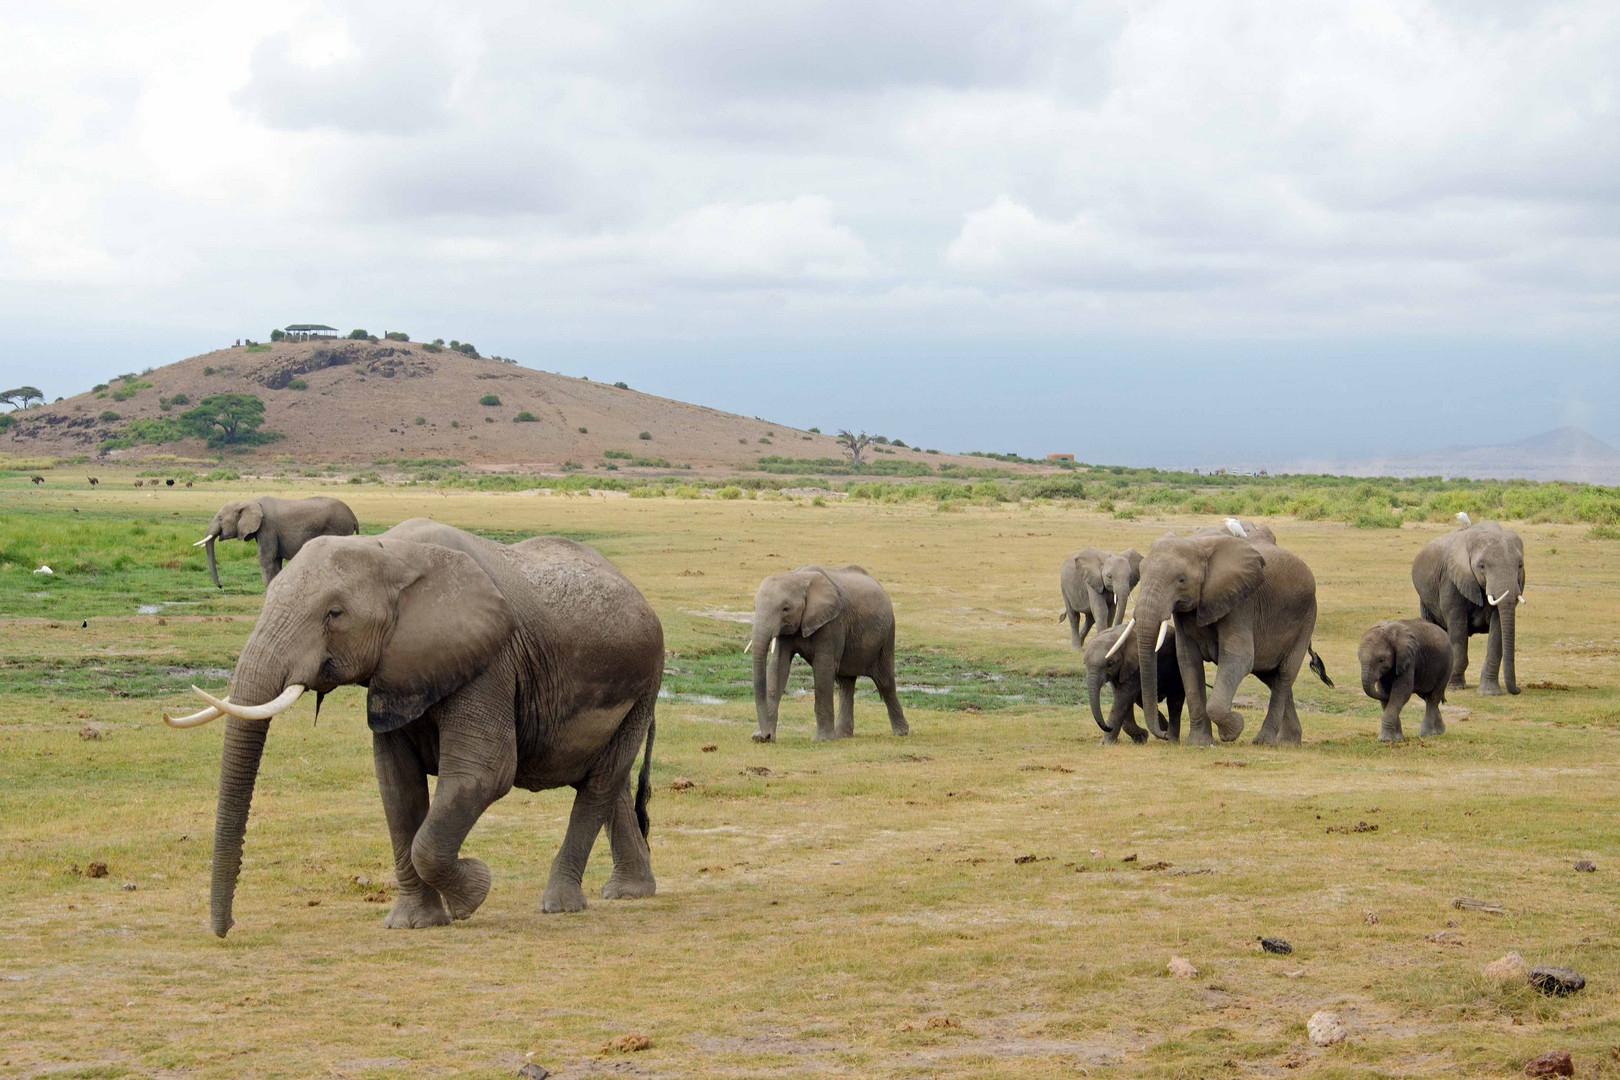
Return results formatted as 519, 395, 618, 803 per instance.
2, 486, 1618, 1078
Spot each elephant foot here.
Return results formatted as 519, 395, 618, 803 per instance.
1448, 678, 1468, 691
1186, 727, 1217, 747
1127, 729, 1149, 745
889, 720, 910, 737
1379, 729, 1404, 743
383, 889, 451, 929
1211, 711, 1245, 742
812, 727, 836, 741
601, 871, 657, 900
1418, 723, 1444, 738
1478, 680, 1503, 697
1506, 683, 1521, 696
833, 724, 855, 739
540, 880, 588, 914
439, 857, 492, 921
750, 730, 775, 743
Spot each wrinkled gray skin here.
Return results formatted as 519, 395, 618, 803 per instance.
751, 566, 908, 742
200, 496, 359, 588
1359, 619, 1450, 741
1192, 520, 1276, 544
1059, 547, 1142, 650
204, 519, 663, 937
1084, 623, 1185, 744
1411, 520, 1524, 695
1133, 533, 1326, 746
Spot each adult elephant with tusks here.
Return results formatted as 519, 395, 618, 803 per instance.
1128, 532, 1332, 745
159, 518, 664, 937
193, 495, 358, 588
748, 565, 908, 742
1411, 520, 1525, 695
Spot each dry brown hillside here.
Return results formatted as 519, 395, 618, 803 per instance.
3, 340, 1014, 475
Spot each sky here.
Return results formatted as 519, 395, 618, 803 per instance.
2, 1, 1617, 466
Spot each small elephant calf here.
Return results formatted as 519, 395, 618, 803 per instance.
1359, 619, 1451, 741
1083, 622, 1185, 743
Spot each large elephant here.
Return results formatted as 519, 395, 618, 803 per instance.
1059, 547, 1142, 649
1411, 520, 1525, 695
1084, 621, 1185, 744
1359, 618, 1451, 741
1129, 533, 1330, 745
1193, 519, 1276, 544
194, 496, 359, 588
749, 565, 908, 742
160, 518, 664, 937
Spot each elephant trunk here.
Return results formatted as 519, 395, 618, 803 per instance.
1362, 672, 1386, 703
1111, 583, 1133, 627
1497, 598, 1519, 695
205, 534, 221, 589
751, 619, 781, 733
1087, 665, 1110, 732
1133, 588, 1171, 739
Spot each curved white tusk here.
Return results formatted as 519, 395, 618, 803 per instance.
743, 638, 753, 654
191, 683, 305, 720
1105, 618, 1136, 658
768, 637, 778, 657
1518, 593, 1526, 604
1487, 592, 1500, 606
163, 702, 224, 728
192, 536, 212, 547
1156, 618, 1172, 650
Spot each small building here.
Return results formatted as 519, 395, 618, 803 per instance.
1046, 453, 1075, 462
282, 324, 339, 341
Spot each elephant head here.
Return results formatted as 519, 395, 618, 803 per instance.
1131, 534, 1264, 739
1448, 523, 1524, 694
1072, 547, 1141, 627
161, 535, 514, 936
1358, 621, 1418, 703
1084, 623, 1143, 733
750, 569, 847, 738
194, 500, 265, 589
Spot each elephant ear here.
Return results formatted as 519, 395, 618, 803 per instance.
1195, 536, 1266, 626
1122, 547, 1143, 586
1444, 537, 1485, 605
1077, 547, 1107, 592
367, 539, 514, 734
237, 501, 264, 540
800, 571, 847, 638
1392, 621, 1420, 675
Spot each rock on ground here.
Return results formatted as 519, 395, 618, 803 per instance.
1307, 1011, 1347, 1047
1483, 953, 1529, 981
1167, 956, 1198, 978
516, 1064, 549, 1079
1524, 1050, 1574, 1077
1529, 966, 1585, 996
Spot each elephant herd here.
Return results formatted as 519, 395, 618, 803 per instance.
1069, 515, 1526, 747
153, 496, 1525, 938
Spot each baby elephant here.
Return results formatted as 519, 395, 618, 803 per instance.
1084, 622, 1185, 743
749, 565, 907, 742
1359, 619, 1451, 741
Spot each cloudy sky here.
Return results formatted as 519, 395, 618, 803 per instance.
3, 1, 1617, 464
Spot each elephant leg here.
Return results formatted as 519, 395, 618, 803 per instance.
810, 651, 838, 740
1205, 639, 1253, 744
1078, 610, 1095, 649
1117, 707, 1149, 745
410, 754, 513, 922
834, 675, 857, 738
1439, 601, 1471, 690
871, 648, 909, 736
1166, 690, 1185, 744
1255, 648, 1306, 746
256, 541, 280, 587
373, 732, 450, 929
1067, 611, 1083, 651
1479, 613, 1504, 696
546, 718, 649, 911
601, 699, 657, 901
1418, 692, 1446, 737
1179, 645, 1211, 744
1379, 670, 1414, 742
1101, 694, 1131, 744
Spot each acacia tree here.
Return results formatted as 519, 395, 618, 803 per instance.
181, 393, 273, 446
836, 429, 871, 467
0, 386, 43, 410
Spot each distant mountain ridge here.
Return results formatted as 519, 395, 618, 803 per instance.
1285, 427, 1620, 484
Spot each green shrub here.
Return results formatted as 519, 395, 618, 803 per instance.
577, 426, 588, 434
1589, 524, 1620, 540
385, 331, 409, 342
0, 414, 13, 432
92, 383, 108, 392
270, 329, 285, 341
514, 411, 538, 422
422, 343, 444, 353
98, 410, 120, 422
479, 394, 501, 406
414, 416, 426, 425
639, 431, 652, 440
245, 343, 271, 353
347, 470, 381, 484
614, 381, 629, 389
484, 416, 494, 423
758, 437, 772, 444
603, 449, 632, 459
450, 420, 460, 428
716, 486, 745, 499
204, 468, 240, 481
349, 329, 369, 340
202, 366, 214, 375
808, 426, 822, 434
561, 461, 583, 471
286, 377, 308, 390
604, 463, 618, 470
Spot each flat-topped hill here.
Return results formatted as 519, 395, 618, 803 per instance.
2, 340, 1006, 475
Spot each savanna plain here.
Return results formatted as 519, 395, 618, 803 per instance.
2, 472, 1617, 1079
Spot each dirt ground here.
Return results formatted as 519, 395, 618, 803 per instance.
1, 485, 1617, 1078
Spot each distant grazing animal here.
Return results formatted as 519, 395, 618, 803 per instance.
1059, 547, 1141, 650
160, 519, 664, 936
195, 496, 360, 588
1359, 619, 1451, 741
134, 480, 144, 487
30, 475, 44, 485
1411, 520, 1525, 695
749, 566, 907, 742
165, 478, 175, 487
87, 476, 99, 486
185, 480, 194, 488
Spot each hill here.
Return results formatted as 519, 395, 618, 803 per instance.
1284, 426, 1620, 485
0, 340, 1004, 476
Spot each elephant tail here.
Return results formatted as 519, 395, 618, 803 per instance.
1308, 646, 1334, 688
635, 710, 655, 840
